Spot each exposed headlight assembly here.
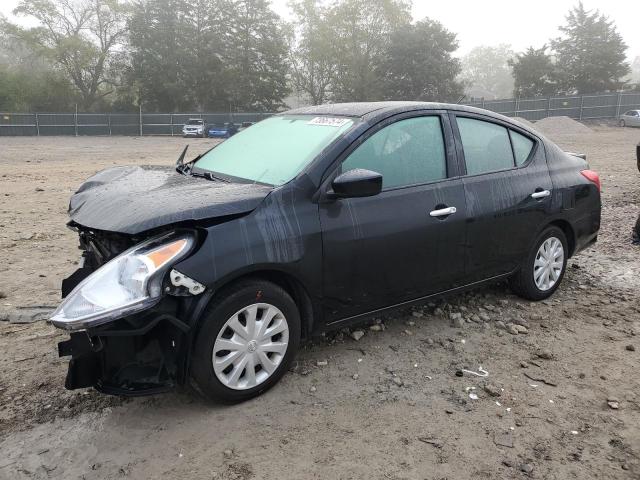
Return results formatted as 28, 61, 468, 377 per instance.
51, 232, 196, 331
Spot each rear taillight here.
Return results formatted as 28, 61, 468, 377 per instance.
581, 169, 601, 192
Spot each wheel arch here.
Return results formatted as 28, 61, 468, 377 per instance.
547, 219, 576, 257
193, 269, 316, 342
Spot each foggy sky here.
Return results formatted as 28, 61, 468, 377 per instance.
2, 0, 638, 60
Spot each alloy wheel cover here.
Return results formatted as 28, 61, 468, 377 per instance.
212, 303, 289, 390
533, 236, 564, 291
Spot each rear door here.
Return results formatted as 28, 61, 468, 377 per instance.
451, 113, 552, 280
319, 113, 467, 324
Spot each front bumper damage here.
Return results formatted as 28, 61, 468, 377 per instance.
57, 294, 212, 396
55, 226, 212, 396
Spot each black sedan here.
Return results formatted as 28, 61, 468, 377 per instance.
50, 102, 601, 402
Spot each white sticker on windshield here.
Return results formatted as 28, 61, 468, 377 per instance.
307, 117, 351, 127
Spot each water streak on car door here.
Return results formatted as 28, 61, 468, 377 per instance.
319, 112, 469, 324
452, 114, 553, 280
319, 180, 467, 324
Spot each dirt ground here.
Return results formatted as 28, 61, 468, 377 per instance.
0, 127, 639, 480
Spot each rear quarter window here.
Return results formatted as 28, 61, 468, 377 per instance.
510, 130, 535, 166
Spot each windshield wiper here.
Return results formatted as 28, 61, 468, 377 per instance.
191, 170, 231, 183
176, 146, 208, 176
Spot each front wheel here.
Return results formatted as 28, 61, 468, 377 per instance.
619, 119, 626, 127
510, 226, 568, 301
191, 280, 301, 403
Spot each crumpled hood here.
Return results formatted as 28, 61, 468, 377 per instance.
69, 165, 273, 234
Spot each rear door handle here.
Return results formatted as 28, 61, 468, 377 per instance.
531, 190, 551, 199
430, 206, 457, 217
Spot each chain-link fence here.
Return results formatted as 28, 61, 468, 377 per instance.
2, 92, 640, 136
463, 92, 640, 121
0, 111, 274, 136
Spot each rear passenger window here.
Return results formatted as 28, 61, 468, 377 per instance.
510, 130, 534, 165
457, 118, 514, 175
342, 116, 447, 189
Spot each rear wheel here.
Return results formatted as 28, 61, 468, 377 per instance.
510, 226, 568, 301
191, 280, 300, 403
619, 119, 626, 127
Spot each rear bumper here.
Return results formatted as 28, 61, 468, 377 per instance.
572, 209, 600, 256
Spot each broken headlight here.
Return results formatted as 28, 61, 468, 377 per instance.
50, 232, 195, 331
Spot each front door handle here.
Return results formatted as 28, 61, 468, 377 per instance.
531, 190, 551, 199
430, 206, 457, 217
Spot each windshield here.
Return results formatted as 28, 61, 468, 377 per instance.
194, 115, 355, 185
187, 119, 202, 125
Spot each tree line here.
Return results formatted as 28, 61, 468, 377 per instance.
0, 0, 637, 113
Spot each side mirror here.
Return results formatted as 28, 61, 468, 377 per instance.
330, 168, 383, 199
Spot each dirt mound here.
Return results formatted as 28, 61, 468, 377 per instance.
511, 117, 536, 129
534, 116, 593, 135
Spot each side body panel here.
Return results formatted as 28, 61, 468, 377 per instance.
173, 175, 324, 320
543, 141, 601, 252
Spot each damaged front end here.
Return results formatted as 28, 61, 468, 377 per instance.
53, 226, 210, 395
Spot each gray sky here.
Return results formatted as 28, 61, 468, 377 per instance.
2, 0, 639, 60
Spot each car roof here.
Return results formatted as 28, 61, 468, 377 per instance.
283, 101, 533, 132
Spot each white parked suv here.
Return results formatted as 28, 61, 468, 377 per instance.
182, 118, 206, 137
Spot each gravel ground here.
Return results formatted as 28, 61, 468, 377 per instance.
0, 127, 639, 479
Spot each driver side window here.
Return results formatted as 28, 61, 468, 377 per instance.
341, 116, 447, 190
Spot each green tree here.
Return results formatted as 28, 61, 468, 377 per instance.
6, 0, 130, 110
460, 44, 514, 99
0, 64, 77, 111
624, 56, 639, 89
223, 0, 290, 111
288, 0, 335, 105
128, 0, 289, 112
551, 2, 629, 94
509, 46, 558, 97
0, 18, 78, 111
127, 0, 215, 111
380, 18, 463, 102
328, 0, 411, 102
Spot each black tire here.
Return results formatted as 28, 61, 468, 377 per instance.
619, 119, 625, 127
510, 226, 568, 301
633, 214, 640, 244
191, 280, 301, 403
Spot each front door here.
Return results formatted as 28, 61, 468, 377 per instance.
319, 114, 467, 324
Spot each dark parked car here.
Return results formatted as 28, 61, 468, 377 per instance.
51, 102, 601, 402
207, 122, 238, 138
